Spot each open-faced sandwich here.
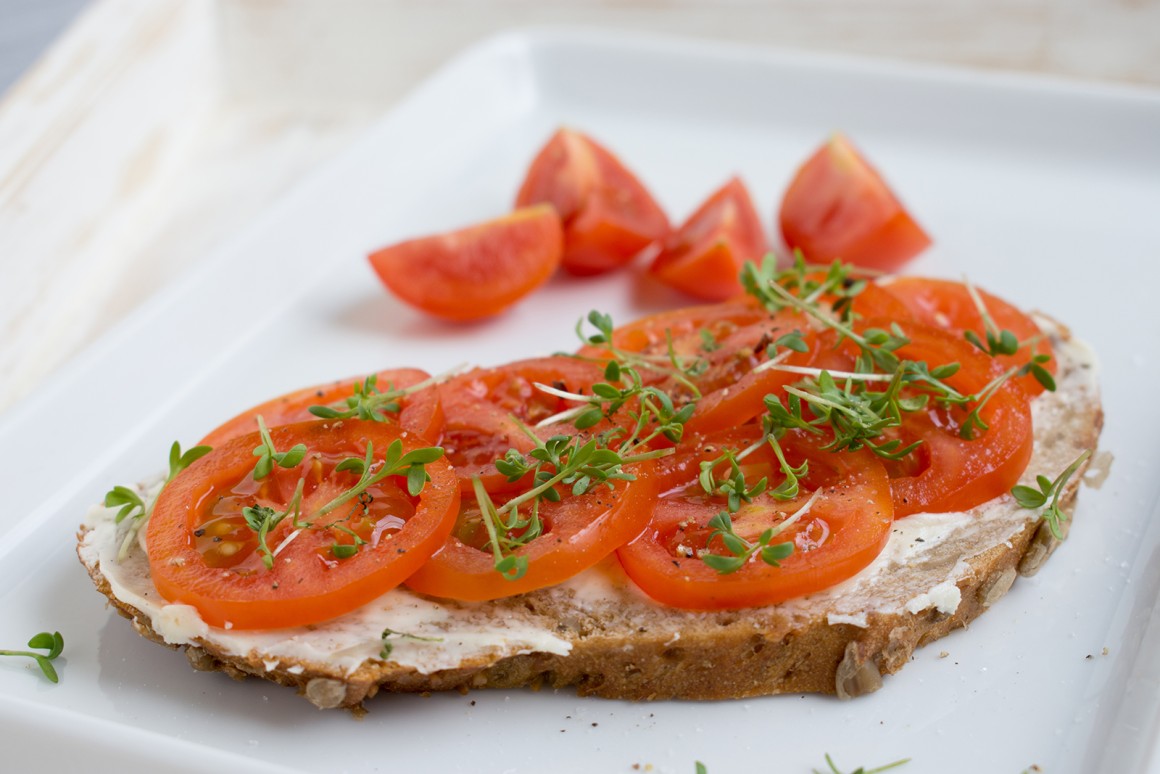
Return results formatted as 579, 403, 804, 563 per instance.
78, 258, 1100, 709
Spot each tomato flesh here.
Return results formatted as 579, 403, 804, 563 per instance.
368, 205, 563, 321
649, 177, 768, 301
199, 368, 443, 448
516, 129, 669, 275
881, 277, 1056, 396
618, 429, 893, 610
148, 421, 459, 629
405, 462, 659, 600
779, 134, 930, 272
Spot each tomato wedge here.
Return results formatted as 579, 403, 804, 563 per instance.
368, 205, 563, 321
618, 429, 893, 610
148, 421, 459, 629
516, 129, 669, 275
881, 277, 1056, 396
406, 462, 659, 600
649, 177, 768, 301
199, 368, 443, 448
436, 357, 604, 493
779, 134, 930, 272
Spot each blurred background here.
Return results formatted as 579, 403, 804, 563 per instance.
1, 0, 1158, 413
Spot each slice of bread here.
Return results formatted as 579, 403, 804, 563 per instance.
77, 325, 1101, 710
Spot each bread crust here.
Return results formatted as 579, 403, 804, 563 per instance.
76, 330, 1102, 711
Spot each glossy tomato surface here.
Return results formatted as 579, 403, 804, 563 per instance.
516, 129, 668, 275
148, 421, 459, 629
649, 177, 768, 301
199, 368, 443, 448
405, 462, 658, 600
368, 205, 562, 321
779, 134, 930, 272
618, 428, 893, 610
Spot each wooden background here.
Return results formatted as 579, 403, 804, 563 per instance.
0, 0, 1158, 414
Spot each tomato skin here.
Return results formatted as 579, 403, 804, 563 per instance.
436, 357, 605, 493
649, 177, 769, 301
880, 277, 1056, 396
618, 429, 893, 610
516, 129, 669, 275
199, 368, 444, 448
368, 205, 562, 321
779, 134, 930, 272
405, 462, 659, 600
148, 421, 459, 630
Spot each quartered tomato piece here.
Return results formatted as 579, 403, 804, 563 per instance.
436, 357, 605, 493
649, 177, 769, 301
199, 368, 444, 448
368, 205, 563, 321
406, 462, 658, 600
516, 129, 669, 275
880, 277, 1056, 396
779, 134, 930, 272
148, 421, 459, 629
618, 429, 893, 610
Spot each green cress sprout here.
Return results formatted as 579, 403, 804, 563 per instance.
308, 368, 461, 423
251, 415, 307, 480
379, 627, 443, 660
1011, 449, 1092, 539
241, 438, 445, 567
1, 631, 64, 683
813, 752, 911, 774
961, 277, 1056, 392
104, 441, 212, 562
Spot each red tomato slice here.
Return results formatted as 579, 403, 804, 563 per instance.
618, 428, 893, 610
872, 322, 1035, 516
436, 357, 605, 493
199, 368, 444, 448
516, 129, 669, 275
148, 421, 459, 629
880, 277, 1056, 396
649, 177, 769, 301
779, 134, 930, 272
368, 205, 562, 321
405, 462, 659, 600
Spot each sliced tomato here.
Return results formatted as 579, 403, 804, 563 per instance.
199, 369, 443, 448
618, 428, 893, 610
779, 134, 930, 272
880, 277, 1056, 396
875, 322, 1034, 515
516, 129, 669, 275
649, 177, 768, 301
436, 357, 605, 493
405, 462, 659, 600
368, 205, 562, 321
148, 421, 459, 629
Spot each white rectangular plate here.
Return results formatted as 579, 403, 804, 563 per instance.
1, 29, 1158, 774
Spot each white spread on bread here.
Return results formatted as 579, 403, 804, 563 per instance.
78, 330, 1097, 675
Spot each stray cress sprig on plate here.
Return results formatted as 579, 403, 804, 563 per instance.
104, 441, 212, 562
0, 631, 64, 683
1011, 449, 1092, 540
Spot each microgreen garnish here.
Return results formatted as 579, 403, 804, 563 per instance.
104, 441, 212, 561
700, 509, 799, 574
961, 277, 1056, 392
239, 439, 443, 568
308, 367, 461, 422
0, 631, 64, 683
251, 415, 307, 480
699, 329, 720, 352
813, 752, 911, 774
1011, 449, 1092, 539
478, 420, 671, 580
576, 310, 704, 400
242, 479, 305, 569
379, 627, 443, 660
